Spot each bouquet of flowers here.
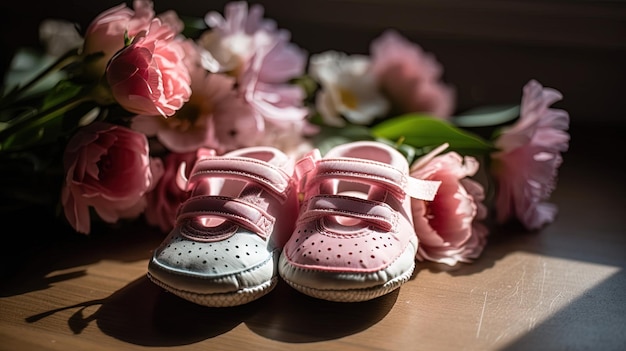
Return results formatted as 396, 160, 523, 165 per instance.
0, 0, 570, 267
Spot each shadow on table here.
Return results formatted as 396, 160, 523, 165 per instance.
17, 122, 626, 348
25, 276, 251, 346
246, 278, 398, 342
0, 217, 164, 297
25, 274, 397, 346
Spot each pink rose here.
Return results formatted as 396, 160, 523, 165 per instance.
370, 30, 455, 119
490, 80, 570, 230
106, 18, 191, 117
81, 0, 155, 79
410, 147, 488, 266
61, 122, 163, 234
144, 148, 213, 233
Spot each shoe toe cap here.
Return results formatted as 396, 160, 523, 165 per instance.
149, 231, 278, 293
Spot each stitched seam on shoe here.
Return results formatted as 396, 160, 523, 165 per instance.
316, 158, 408, 188
192, 165, 290, 201
177, 195, 274, 240
299, 195, 398, 232
314, 220, 371, 239
307, 172, 407, 198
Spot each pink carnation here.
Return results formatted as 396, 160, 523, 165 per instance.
410, 147, 488, 266
240, 52, 309, 125
370, 30, 455, 119
209, 89, 264, 154
131, 41, 262, 155
106, 18, 191, 117
81, 0, 155, 79
144, 148, 213, 233
198, 1, 309, 126
490, 80, 570, 230
61, 122, 163, 234
199, 1, 296, 77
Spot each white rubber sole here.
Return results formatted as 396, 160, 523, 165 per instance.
147, 273, 277, 307
280, 264, 414, 302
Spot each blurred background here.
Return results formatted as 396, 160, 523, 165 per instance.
1, 0, 625, 124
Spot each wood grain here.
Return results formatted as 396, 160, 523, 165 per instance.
0, 2, 624, 348
1, 123, 625, 351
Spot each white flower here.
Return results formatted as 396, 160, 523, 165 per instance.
309, 51, 389, 126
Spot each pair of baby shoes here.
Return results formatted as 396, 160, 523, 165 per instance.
147, 141, 440, 307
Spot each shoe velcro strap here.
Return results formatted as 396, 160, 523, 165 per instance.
177, 196, 274, 240
298, 195, 397, 232
185, 157, 292, 201
305, 158, 440, 201
294, 148, 322, 194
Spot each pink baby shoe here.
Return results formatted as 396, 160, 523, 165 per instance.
148, 147, 299, 307
279, 141, 441, 302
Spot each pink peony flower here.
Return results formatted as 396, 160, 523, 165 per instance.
490, 80, 570, 230
81, 0, 155, 80
209, 89, 264, 154
144, 148, 213, 233
157, 9, 185, 34
370, 30, 455, 119
199, 1, 288, 76
410, 145, 489, 266
61, 122, 163, 234
106, 18, 191, 117
239, 50, 309, 125
131, 41, 262, 154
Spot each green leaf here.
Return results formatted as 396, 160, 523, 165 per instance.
290, 75, 318, 101
1, 108, 64, 151
374, 138, 420, 164
1, 48, 65, 100
451, 104, 520, 127
371, 114, 495, 156
311, 123, 374, 155
180, 15, 208, 38
0, 81, 87, 152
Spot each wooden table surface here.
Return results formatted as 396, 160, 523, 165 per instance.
1, 123, 625, 351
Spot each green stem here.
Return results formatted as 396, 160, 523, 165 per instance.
0, 94, 92, 152
0, 48, 80, 108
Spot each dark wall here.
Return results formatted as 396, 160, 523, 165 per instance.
2, 0, 625, 123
